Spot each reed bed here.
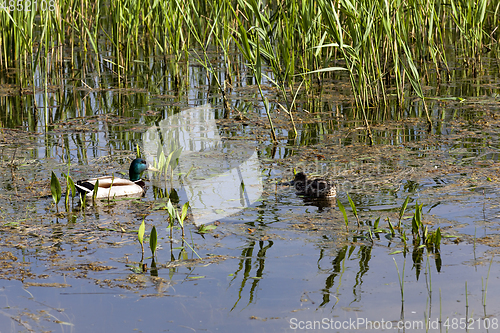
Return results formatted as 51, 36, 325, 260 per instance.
1, 0, 499, 128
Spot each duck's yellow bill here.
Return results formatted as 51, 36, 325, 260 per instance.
147, 165, 160, 172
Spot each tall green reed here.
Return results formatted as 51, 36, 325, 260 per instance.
2, 0, 499, 130
232, 0, 302, 138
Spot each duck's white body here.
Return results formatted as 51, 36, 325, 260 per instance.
76, 176, 146, 199
75, 158, 158, 200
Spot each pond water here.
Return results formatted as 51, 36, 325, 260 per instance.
1, 54, 500, 333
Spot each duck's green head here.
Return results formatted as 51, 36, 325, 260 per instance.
129, 158, 159, 181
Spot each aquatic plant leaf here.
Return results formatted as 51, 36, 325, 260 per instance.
196, 224, 217, 234
80, 192, 87, 206
170, 147, 183, 170
62, 172, 76, 198
416, 204, 422, 224
180, 202, 189, 222
164, 150, 173, 176
412, 202, 422, 236
176, 211, 183, 228
104, 175, 115, 202
65, 187, 70, 209
435, 227, 441, 249
92, 179, 99, 203
411, 215, 418, 235
138, 220, 145, 246
399, 196, 410, 221
67, 176, 76, 198
337, 199, 348, 227
152, 202, 167, 210
158, 150, 166, 172
347, 193, 358, 219
50, 171, 62, 206
166, 199, 176, 222
62, 171, 72, 210
126, 264, 142, 274
150, 226, 157, 256
387, 218, 395, 236
367, 228, 373, 241
374, 216, 380, 229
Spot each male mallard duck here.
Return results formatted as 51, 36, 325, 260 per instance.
76, 158, 159, 199
293, 172, 336, 199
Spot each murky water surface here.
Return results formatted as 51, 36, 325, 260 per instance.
1, 59, 500, 332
